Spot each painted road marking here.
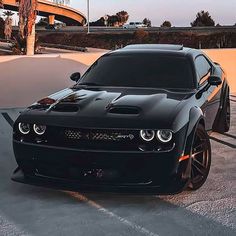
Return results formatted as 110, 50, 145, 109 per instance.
65, 191, 159, 236
1, 113, 14, 128
0, 211, 31, 236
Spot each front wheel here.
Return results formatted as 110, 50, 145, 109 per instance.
188, 124, 211, 190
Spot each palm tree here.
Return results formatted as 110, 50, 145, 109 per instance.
3, 11, 14, 40
17, 0, 69, 55
17, 0, 38, 55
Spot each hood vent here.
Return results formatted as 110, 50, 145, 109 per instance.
52, 104, 79, 113
108, 106, 140, 115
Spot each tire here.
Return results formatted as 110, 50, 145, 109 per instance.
213, 91, 230, 133
188, 124, 211, 190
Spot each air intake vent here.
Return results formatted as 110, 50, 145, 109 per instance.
52, 104, 79, 112
108, 106, 140, 115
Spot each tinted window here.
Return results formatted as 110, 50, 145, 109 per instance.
195, 56, 211, 82
79, 53, 194, 89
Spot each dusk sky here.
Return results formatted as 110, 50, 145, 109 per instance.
71, 0, 236, 26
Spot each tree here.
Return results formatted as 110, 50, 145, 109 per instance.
108, 15, 119, 26
191, 10, 215, 27
143, 18, 151, 27
17, 0, 38, 55
90, 17, 105, 26
4, 12, 13, 40
91, 11, 129, 27
116, 11, 129, 26
161, 21, 172, 27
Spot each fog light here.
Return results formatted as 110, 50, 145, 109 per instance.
18, 123, 30, 135
157, 130, 173, 143
140, 130, 155, 142
33, 124, 46, 135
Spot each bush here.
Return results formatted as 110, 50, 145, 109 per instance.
133, 29, 149, 42
161, 21, 172, 27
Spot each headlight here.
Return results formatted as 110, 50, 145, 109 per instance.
156, 130, 173, 143
33, 124, 46, 135
18, 123, 30, 135
140, 130, 155, 142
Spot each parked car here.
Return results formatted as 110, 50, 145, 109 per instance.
123, 22, 147, 29
12, 44, 230, 194
45, 23, 64, 30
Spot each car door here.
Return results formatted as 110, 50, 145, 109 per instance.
195, 55, 222, 130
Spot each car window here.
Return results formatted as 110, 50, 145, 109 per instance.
195, 55, 212, 83
78, 53, 195, 89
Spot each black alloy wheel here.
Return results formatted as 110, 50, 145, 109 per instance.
225, 97, 231, 132
188, 124, 211, 190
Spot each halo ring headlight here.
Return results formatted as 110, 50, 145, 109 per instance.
33, 124, 46, 135
157, 130, 173, 143
140, 130, 155, 142
18, 123, 30, 135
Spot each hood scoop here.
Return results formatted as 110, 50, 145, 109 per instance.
108, 106, 140, 115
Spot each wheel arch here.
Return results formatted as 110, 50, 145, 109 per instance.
183, 106, 205, 155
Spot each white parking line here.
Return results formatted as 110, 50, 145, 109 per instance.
0, 211, 31, 236
65, 191, 159, 236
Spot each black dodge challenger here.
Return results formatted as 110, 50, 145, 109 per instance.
12, 44, 231, 194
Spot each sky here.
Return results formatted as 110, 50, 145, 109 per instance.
71, 0, 236, 26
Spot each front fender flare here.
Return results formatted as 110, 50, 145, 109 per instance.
184, 106, 205, 155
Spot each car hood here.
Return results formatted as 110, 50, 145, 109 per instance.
20, 87, 194, 130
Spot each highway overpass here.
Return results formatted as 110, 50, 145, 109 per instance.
3, 0, 86, 26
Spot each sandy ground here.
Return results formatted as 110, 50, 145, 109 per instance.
0, 99, 235, 235
0, 48, 235, 108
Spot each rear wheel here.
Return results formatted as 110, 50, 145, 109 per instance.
214, 92, 230, 133
188, 124, 211, 190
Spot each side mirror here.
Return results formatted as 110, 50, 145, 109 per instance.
70, 72, 81, 82
208, 75, 222, 87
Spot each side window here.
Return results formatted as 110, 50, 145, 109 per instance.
195, 55, 212, 84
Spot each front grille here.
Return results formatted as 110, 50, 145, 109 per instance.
64, 129, 135, 142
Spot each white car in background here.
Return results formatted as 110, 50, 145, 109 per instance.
123, 22, 147, 29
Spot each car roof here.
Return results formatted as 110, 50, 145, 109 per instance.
124, 44, 184, 51
108, 44, 201, 59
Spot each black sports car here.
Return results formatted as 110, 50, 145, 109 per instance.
12, 44, 231, 194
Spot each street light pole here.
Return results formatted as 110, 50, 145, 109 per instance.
87, 0, 90, 34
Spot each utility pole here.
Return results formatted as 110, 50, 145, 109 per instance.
87, 0, 90, 34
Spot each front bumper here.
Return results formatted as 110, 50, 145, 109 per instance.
12, 140, 191, 194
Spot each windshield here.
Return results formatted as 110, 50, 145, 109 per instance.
78, 53, 194, 89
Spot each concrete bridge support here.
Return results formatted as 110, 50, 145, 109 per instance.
48, 15, 55, 25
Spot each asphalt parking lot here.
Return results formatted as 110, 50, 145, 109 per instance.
0, 96, 235, 236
